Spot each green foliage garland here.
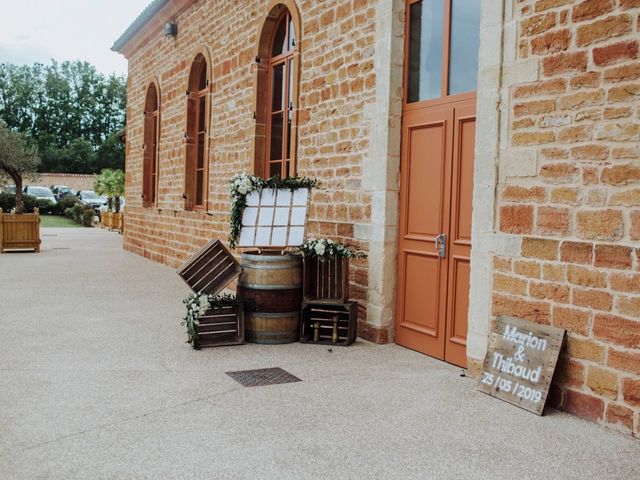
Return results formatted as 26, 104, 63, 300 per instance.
229, 174, 317, 249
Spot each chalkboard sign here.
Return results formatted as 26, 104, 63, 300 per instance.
477, 316, 565, 415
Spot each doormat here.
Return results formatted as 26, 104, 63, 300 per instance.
225, 367, 301, 387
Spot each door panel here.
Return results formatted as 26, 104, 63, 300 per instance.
406, 120, 447, 237
403, 251, 440, 333
396, 106, 452, 357
444, 104, 475, 365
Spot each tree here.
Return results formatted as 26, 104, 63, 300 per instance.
94, 169, 125, 213
0, 122, 41, 213
0, 61, 126, 174
96, 133, 125, 172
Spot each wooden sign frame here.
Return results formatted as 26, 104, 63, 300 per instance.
477, 316, 565, 415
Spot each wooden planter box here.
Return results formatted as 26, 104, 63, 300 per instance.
0, 209, 41, 253
111, 212, 124, 233
300, 301, 357, 346
100, 211, 112, 229
303, 256, 349, 303
194, 305, 245, 348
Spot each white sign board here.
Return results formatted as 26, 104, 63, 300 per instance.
477, 316, 565, 415
238, 188, 309, 248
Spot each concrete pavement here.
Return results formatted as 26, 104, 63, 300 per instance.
0, 228, 638, 479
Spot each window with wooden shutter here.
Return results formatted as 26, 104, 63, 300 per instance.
184, 54, 209, 210
142, 83, 159, 207
254, 6, 300, 179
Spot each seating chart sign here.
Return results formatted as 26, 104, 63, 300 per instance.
238, 188, 309, 248
477, 316, 565, 415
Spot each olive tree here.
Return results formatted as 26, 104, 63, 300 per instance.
0, 122, 40, 213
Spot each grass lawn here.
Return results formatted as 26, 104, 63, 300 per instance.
40, 215, 82, 228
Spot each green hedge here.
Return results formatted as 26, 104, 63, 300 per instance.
0, 193, 55, 214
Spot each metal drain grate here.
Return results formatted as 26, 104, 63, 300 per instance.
53, 247, 70, 250
225, 367, 301, 387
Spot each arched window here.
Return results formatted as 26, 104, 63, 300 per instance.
184, 54, 209, 210
255, 5, 299, 179
143, 83, 159, 206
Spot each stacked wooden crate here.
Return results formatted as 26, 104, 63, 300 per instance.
176, 239, 244, 348
300, 256, 357, 346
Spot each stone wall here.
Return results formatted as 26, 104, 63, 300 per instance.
32, 173, 96, 192
482, 0, 640, 436
121, 0, 401, 342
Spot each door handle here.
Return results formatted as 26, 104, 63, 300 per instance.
435, 233, 447, 259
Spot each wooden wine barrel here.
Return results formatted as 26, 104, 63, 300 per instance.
238, 252, 302, 344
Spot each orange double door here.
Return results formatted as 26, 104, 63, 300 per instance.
395, 0, 480, 367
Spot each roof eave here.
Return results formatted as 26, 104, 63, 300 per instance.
112, 0, 170, 54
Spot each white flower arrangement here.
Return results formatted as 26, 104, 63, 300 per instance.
298, 238, 367, 261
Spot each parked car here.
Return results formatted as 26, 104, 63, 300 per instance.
2, 185, 16, 194
23, 186, 57, 205
76, 190, 107, 212
51, 185, 76, 201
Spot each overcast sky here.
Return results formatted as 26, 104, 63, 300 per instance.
0, 0, 152, 76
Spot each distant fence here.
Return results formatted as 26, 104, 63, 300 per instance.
34, 173, 97, 192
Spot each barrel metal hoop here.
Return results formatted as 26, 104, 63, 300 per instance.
238, 282, 301, 290
247, 311, 299, 318
240, 252, 302, 262
240, 263, 301, 270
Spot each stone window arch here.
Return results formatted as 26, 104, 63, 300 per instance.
184, 53, 210, 210
143, 81, 160, 206
254, 2, 301, 178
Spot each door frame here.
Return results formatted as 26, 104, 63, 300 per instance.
395, 0, 479, 366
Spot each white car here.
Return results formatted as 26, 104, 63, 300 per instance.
99, 197, 126, 213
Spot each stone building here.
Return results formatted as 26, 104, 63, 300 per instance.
114, 0, 640, 435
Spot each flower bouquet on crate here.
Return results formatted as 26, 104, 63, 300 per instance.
297, 238, 367, 303
228, 173, 317, 248
182, 293, 243, 349
298, 238, 367, 261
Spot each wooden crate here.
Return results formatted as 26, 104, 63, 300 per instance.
177, 239, 242, 295
0, 209, 41, 253
303, 256, 349, 303
194, 305, 244, 348
300, 301, 357, 346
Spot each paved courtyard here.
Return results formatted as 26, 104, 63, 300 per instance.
0, 228, 638, 479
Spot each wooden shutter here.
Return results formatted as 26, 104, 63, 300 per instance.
142, 113, 155, 207
184, 93, 197, 210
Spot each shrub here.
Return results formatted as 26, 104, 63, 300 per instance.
65, 202, 95, 227
34, 199, 55, 215
71, 203, 85, 223
54, 195, 79, 215
0, 192, 15, 212
81, 208, 95, 227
